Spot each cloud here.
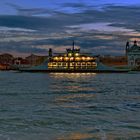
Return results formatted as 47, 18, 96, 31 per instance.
0, 15, 66, 32
6, 3, 22, 10
0, 42, 48, 54
6, 3, 55, 16
0, 26, 36, 32
17, 8, 52, 16
68, 22, 136, 34
0, 4, 140, 56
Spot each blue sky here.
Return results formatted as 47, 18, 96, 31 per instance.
1, 0, 140, 15
0, 0, 140, 56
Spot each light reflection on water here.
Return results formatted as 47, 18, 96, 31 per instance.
0, 71, 140, 140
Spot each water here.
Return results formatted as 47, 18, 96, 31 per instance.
0, 71, 140, 140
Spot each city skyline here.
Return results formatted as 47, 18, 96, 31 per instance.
0, 0, 140, 56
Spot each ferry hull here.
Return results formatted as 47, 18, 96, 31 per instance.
19, 69, 129, 73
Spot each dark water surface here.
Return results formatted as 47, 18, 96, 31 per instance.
0, 71, 140, 140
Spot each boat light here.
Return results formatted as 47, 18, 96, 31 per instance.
87, 57, 91, 60
64, 57, 69, 61
70, 57, 74, 61
82, 57, 85, 60
75, 57, 81, 61
68, 53, 72, 57
54, 57, 58, 60
75, 53, 79, 57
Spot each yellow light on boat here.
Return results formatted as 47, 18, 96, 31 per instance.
75, 53, 79, 57
48, 63, 52, 67
68, 53, 72, 57
59, 57, 63, 60
54, 57, 58, 60
70, 57, 74, 61
75, 57, 81, 61
82, 57, 85, 60
87, 57, 91, 60
64, 57, 69, 61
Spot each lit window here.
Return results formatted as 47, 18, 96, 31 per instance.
59, 57, 63, 61
75, 53, 79, 57
64, 57, 69, 61
82, 62, 86, 65
77, 62, 81, 65
52, 62, 57, 66
68, 53, 72, 57
48, 63, 52, 67
70, 63, 73, 66
87, 62, 91, 65
87, 57, 91, 60
75, 57, 81, 61
70, 57, 74, 61
82, 57, 85, 61
54, 57, 58, 60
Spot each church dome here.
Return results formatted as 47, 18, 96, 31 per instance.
129, 41, 140, 51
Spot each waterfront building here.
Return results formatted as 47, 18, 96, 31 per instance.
0, 64, 10, 70
48, 41, 97, 70
0, 53, 14, 65
99, 56, 127, 66
25, 54, 47, 66
126, 40, 140, 69
14, 57, 29, 65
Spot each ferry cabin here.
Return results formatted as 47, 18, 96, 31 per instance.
48, 46, 97, 70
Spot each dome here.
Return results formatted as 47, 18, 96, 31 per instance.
129, 41, 140, 52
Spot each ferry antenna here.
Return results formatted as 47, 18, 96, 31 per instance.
73, 40, 75, 50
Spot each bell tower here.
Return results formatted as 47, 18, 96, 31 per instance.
134, 40, 137, 46
49, 48, 52, 57
126, 41, 129, 56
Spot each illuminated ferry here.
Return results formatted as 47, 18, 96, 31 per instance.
47, 41, 97, 70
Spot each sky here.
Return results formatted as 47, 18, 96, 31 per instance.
0, 0, 140, 56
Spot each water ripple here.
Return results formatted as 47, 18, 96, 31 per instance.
0, 71, 140, 139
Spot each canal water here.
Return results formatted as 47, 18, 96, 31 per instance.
0, 71, 139, 140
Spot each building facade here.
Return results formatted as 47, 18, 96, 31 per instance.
126, 41, 140, 69
25, 54, 47, 66
99, 56, 127, 66
0, 53, 14, 65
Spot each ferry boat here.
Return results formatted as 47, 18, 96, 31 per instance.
19, 41, 129, 73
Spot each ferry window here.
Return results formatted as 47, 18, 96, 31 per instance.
59, 57, 63, 61
87, 57, 91, 60
82, 57, 85, 61
70, 57, 74, 61
64, 57, 69, 61
54, 57, 58, 61
75, 53, 79, 57
68, 53, 72, 57
75, 57, 81, 61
